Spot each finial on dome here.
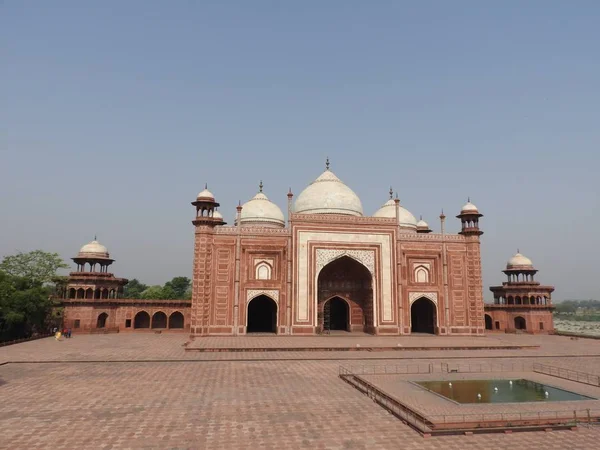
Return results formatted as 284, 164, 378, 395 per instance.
94, 234, 97, 241
259, 180, 263, 193
517, 248, 520, 254
325, 156, 330, 170
420, 215, 423, 220
468, 196, 471, 202
389, 187, 393, 199
205, 182, 208, 189
395, 192, 399, 200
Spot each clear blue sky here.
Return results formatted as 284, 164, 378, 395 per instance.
1, 1, 598, 300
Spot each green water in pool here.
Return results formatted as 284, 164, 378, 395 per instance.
416, 379, 593, 404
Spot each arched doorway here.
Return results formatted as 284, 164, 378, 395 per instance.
96, 312, 108, 328
324, 297, 350, 331
485, 314, 493, 330
317, 256, 373, 333
134, 311, 150, 329
514, 316, 527, 330
411, 297, 436, 334
169, 312, 184, 329
247, 295, 277, 333
152, 311, 167, 329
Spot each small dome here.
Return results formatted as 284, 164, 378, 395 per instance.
373, 199, 417, 229
239, 186, 285, 228
213, 210, 223, 220
416, 218, 429, 228
506, 251, 534, 270
78, 240, 109, 258
461, 199, 479, 213
196, 187, 215, 200
294, 168, 363, 216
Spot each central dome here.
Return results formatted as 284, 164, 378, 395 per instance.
294, 169, 363, 216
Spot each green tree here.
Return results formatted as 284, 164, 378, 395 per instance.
0, 271, 57, 341
164, 277, 191, 299
140, 285, 165, 300
0, 250, 68, 285
123, 279, 148, 298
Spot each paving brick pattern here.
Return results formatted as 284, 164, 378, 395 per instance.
2, 334, 600, 449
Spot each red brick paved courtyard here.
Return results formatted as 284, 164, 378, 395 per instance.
2, 334, 600, 449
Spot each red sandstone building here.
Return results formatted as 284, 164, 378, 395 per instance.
60, 161, 554, 336
484, 251, 555, 333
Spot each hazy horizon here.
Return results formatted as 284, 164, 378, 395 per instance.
2, 2, 598, 301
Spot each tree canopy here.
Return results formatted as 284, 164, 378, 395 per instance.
123, 279, 148, 299
0, 250, 69, 285
126, 277, 191, 300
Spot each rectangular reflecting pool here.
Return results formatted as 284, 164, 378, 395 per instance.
416, 379, 593, 404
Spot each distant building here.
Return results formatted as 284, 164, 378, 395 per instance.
485, 251, 555, 333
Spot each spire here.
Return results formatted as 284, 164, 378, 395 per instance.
94, 234, 97, 241
259, 180, 263, 193
325, 156, 330, 170
205, 182, 208, 189
389, 186, 393, 199
420, 215, 423, 220
517, 248, 520, 254
467, 196, 471, 202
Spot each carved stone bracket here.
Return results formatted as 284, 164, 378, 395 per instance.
408, 292, 438, 305
315, 249, 375, 275
247, 289, 279, 304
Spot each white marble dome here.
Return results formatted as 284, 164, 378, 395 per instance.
78, 240, 109, 258
506, 252, 534, 270
294, 169, 363, 216
416, 217, 429, 229
239, 188, 285, 228
461, 199, 479, 213
373, 199, 418, 229
196, 187, 215, 200
212, 210, 223, 220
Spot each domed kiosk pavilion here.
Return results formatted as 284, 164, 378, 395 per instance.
484, 251, 555, 333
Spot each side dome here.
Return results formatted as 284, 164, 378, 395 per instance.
506, 251, 534, 270
294, 169, 363, 216
373, 198, 417, 230
239, 184, 285, 228
78, 239, 109, 258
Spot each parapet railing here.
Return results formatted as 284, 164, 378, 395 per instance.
441, 361, 530, 373
339, 363, 436, 376
533, 363, 600, 387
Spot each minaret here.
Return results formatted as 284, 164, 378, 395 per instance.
190, 184, 222, 336
456, 199, 484, 334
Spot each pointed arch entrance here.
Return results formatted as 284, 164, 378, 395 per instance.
96, 312, 108, 329
324, 297, 350, 331
514, 316, 527, 330
247, 295, 277, 333
317, 256, 373, 333
410, 297, 437, 334
485, 314, 493, 330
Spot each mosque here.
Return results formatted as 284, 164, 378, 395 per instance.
59, 160, 554, 335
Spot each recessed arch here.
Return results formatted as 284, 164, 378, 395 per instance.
255, 262, 272, 280
247, 295, 277, 333
134, 311, 150, 329
151, 311, 167, 329
168, 311, 184, 329
96, 312, 108, 328
317, 255, 373, 333
414, 265, 430, 283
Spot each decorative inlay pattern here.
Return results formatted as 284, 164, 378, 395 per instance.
409, 292, 438, 305
316, 249, 375, 275
247, 289, 279, 303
